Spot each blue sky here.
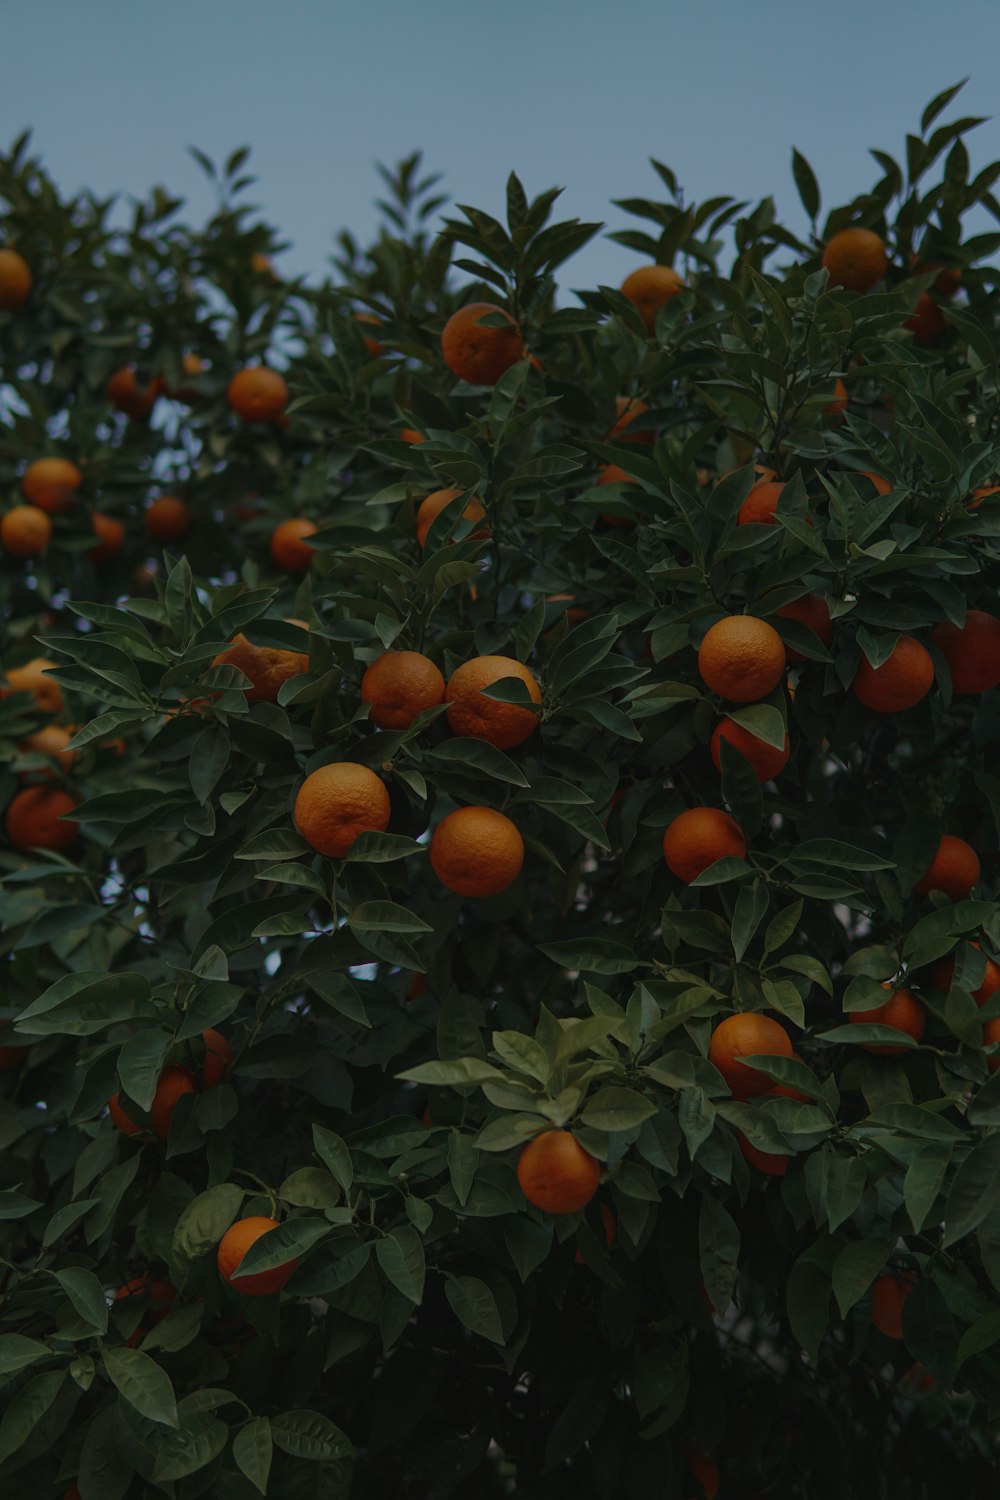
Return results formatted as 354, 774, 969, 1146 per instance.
4, 0, 1000, 292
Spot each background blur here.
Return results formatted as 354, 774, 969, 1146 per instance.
4, 0, 1000, 289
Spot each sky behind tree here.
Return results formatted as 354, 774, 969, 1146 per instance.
4, 0, 1000, 292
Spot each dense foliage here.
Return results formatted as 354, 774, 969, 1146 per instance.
2, 80, 1000, 1498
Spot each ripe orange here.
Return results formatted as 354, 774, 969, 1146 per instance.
710, 719, 789, 783
857, 470, 893, 496
212, 632, 310, 703
90, 512, 125, 563
217, 1216, 298, 1296
516, 1129, 601, 1214
775, 593, 833, 662
1, 505, 52, 557
107, 367, 163, 420
607, 396, 654, 443
970, 484, 1000, 510
686, 1447, 721, 1500
930, 943, 1000, 1007
716, 462, 776, 487
698, 616, 786, 702
620, 264, 685, 332
851, 635, 934, 713
932, 610, 1000, 695
145, 496, 190, 543
294, 761, 391, 857
3, 657, 63, 714
416, 487, 488, 549
910, 256, 961, 297
5, 786, 78, 853
408, 972, 429, 1000
904, 292, 946, 344
595, 463, 638, 526
150, 1066, 197, 1139
228, 365, 289, 422
0, 247, 32, 308
984, 1016, 1000, 1073
849, 986, 925, 1055
166, 352, 206, 401
737, 1133, 788, 1176
251, 252, 278, 278
824, 378, 848, 417
709, 1013, 793, 1100
270, 518, 318, 571
22, 458, 82, 514
738, 480, 785, 526
663, 807, 747, 883
821, 228, 887, 292
19, 723, 76, 776
355, 312, 384, 357
361, 650, 446, 730
202, 1028, 234, 1088
574, 1202, 617, 1263
445, 655, 541, 749
63, 1486, 81, 1500
440, 302, 524, 385
115, 1277, 176, 1324
914, 833, 979, 901
545, 593, 590, 625
400, 426, 425, 444
429, 806, 524, 897
871, 1274, 912, 1340
109, 1093, 145, 1137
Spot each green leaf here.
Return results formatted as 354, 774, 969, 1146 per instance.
102, 1345, 178, 1427
55, 1267, 108, 1332
0, 1333, 52, 1376
791, 147, 821, 220
234, 1416, 273, 1494
234, 1218, 330, 1279
535, 938, 641, 975
117, 1029, 171, 1111
445, 1275, 505, 1343
347, 901, 433, 934
279, 1167, 341, 1209
905, 1143, 952, 1233
786, 840, 894, 871
581, 1087, 657, 1132
731, 879, 769, 962
0, 1370, 66, 1463
375, 1226, 425, 1304
957, 1307, 1000, 1371
427, 737, 530, 786
15, 971, 154, 1037
699, 1194, 739, 1313
492, 1029, 551, 1083
270, 1409, 353, 1461
312, 1126, 353, 1192
832, 1239, 890, 1317
152, 1411, 229, 1480
943, 1134, 1000, 1246
172, 1183, 244, 1271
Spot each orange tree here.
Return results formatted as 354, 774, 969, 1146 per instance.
2, 82, 1000, 1497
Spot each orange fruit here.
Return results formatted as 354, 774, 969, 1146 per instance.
620, 264, 685, 332
445, 655, 541, 749
150, 1066, 197, 1139
294, 761, 391, 857
0, 247, 32, 308
166, 352, 206, 401
709, 1013, 793, 1100
429, 806, 524, 898
716, 462, 776, 487
774, 593, 833, 662
22, 458, 82, 514
361, 650, 446, 730
416, 487, 488, 549
904, 292, 946, 344
407, 972, 429, 1000
355, 312, 384, 356
440, 302, 524, 385
871, 1274, 912, 1340
738, 479, 785, 526
109, 1093, 145, 1137
824, 378, 848, 417
90, 512, 125, 563
5, 786, 78, 853
929, 943, 1000, 1007
857, 470, 893, 496
932, 610, 1000, 695
595, 463, 638, 526
849, 986, 925, 1055
686, 1447, 721, 1500
145, 495, 190, 543
710, 719, 789, 783
400, 427, 425, 444
228, 365, 289, 422
607, 396, 653, 443
202, 1028, 234, 1088
737, 1133, 788, 1176
698, 616, 786, 702
574, 1203, 617, 1263
19, 723, 76, 776
251, 252, 277, 278
106, 367, 163, 420
270, 518, 317, 571
821, 228, 887, 292
662, 807, 747, 883
63, 1487, 81, 1500
970, 484, 1000, 510
217, 1216, 298, 1296
115, 1277, 176, 1324
545, 593, 590, 625
914, 833, 979, 901
1, 505, 52, 557
984, 1016, 1000, 1073
516, 1129, 601, 1214
3, 657, 63, 714
910, 257, 961, 297
851, 635, 933, 713
212, 632, 310, 704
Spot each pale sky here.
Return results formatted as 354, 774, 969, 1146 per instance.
4, 0, 1000, 292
